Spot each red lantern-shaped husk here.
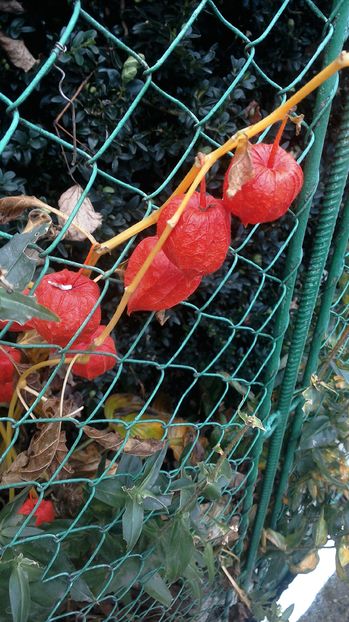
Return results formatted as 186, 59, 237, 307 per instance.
157, 192, 231, 275
32, 269, 101, 346
0, 346, 21, 404
125, 236, 202, 314
71, 325, 117, 380
223, 143, 303, 226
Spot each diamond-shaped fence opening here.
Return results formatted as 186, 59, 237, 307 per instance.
0, 0, 349, 620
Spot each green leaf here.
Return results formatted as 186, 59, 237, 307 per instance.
314, 509, 328, 547
264, 528, 287, 552
121, 54, 145, 85
183, 561, 203, 602
0, 223, 50, 291
9, 563, 30, 622
107, 558, 142, 595
0, 289, 59, 324
203, 542, 215, 583
162, 517, 194, 582
281, 604, 295, 621
93, 478, 127, 508
238, 411, 265, 430
122, 499, 144, 550
69, 574, 95, 603
138, 444, 167, 491
142, 572, 173, 607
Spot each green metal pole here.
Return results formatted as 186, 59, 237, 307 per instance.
271, 135, 349, 527
243, 1, 349, 583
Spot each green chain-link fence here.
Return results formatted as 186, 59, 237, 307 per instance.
0, 1, 348, 620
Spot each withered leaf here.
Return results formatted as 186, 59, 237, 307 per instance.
289, 550, 320, 574
58, 185, 102, 242
244, 100, 262, 125
155, 310, 169, 326
289, 113, 304, 136
0, 1, 24, 12
83, 425, 165, 456
0, 397, 74, 485
69, 443, 102, 479
226, 135, 254, 198
69, 443, 116, 479
17, 329, 50, 365
22, 209, 52, 234
0, 31, 37, 71
1, 429, 71, 484
0, 195, 46, 225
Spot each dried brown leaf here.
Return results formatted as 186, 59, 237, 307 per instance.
0, 1, 24, 12
17, 329, 50, 364
83, 425, 165, 456
1, 427, 71, 484
0, 31, 37, 71
54, 483, 84, 518
22, 209, 52, 234
0, 195, 45, 224
58, 185, 102, 242
226, 135, 254, 198
155, 310, 169, 326
69, 443, 102, 478
244, 100, 262, 125
69, 443, 117, 479
289, 113, 304, 136
0, 397, 75, 485
289, 550, 320, 574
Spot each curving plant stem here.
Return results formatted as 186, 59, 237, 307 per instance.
93, 52, 349, 345
4, 356, 76, 467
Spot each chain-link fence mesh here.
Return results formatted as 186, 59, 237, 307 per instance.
0, 1, 348, 620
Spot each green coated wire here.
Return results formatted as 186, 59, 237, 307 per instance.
0, 0, 348, 620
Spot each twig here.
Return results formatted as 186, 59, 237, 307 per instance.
221, 564, 251, 609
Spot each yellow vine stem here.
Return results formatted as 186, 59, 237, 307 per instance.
93, 52, 349, 346
81, 162, 203, 275
4, 357, 75, 467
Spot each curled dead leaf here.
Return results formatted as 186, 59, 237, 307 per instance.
69, 443, 117, 479
0, 30, 37, 71
1, 427, 71, 484
289, 550, 319, 574
0, 396, 83, 485
83, 424, 165, 456
58, 185, 102, 242
244, 100, 262, 125
0, 1, 24, 12
226, 134, 254, 198
17, 329, 50, 364
0, 195, 47, 224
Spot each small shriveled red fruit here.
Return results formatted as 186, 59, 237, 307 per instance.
18, 497, 55, 526
71, 325, 117, 380
32, 269, 101, 346
223, 143, 303, 226
157, 192, 231, 275
125, 236, 201, 314
0, 346, 21, 404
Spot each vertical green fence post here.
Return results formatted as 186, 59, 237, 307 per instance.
271, 102, 349, 525
243, 0, 349, 583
